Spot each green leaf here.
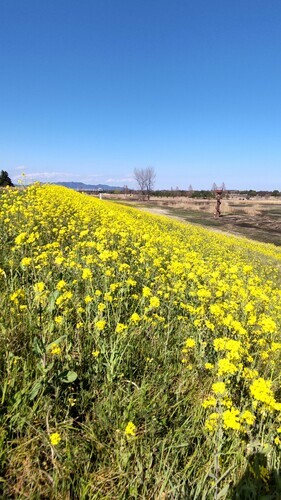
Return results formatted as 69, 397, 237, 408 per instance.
59, 370, 78, 383
216, 485, 230, 499
32, 336, 45, 357
30, 380, 43, 400
47, 290, 60, 312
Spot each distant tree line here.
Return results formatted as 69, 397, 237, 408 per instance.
145, 189, 281, 199
231, 189, 281, 198
81, 188, 281, 198
151, 189, 214, 198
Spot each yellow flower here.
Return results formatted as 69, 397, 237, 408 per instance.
95, 320, 106, 331
82, 268, 92, 280
243, 368, 258, 380
15, 232, 27, 245
92, 350, 100, 358
185, 338, 195, 349
21, 257, 32, 267
56, 280, 67, 291
241, 410, 255, 426
50, 343, 61, 355
271, 342, 281, 352
202, 396, 217, 409
205, 362, 214, 370
130, 312, 141, 323
84, 295, 93, 304
124, 421, 136, 437
149, 296, 160, 308
55, 256, 64, 265
217, 358, 238, 376
223, 408, 241, 430
115, 323, 127, 333
142, 286, 151, 297
10, 289, 25, 303
249, 378, 275, 407
212, 382, 226, 395
50, 432, 61, 446
56, 291, 73, 307
104, 292, 113, 302
205, 412, 220, 432
126, 278, 136, 286
34, 282, 45, 294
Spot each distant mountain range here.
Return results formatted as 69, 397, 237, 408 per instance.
54, 182, 123, 191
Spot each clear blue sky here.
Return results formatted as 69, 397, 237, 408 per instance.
1, 0, 281, 190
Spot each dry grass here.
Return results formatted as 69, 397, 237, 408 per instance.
109, 194, 281, 217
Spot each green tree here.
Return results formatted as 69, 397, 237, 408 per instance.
0, 170, 14, 187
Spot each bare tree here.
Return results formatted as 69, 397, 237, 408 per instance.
212, 182, 217, 192
145, 167, 156, 199
134, 167, 156, 200
134, 168, 146, 198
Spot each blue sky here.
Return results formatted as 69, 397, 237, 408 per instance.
1, 0, 281, 190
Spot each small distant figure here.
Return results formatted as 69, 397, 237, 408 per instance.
214, 188, 223, 217
99, 193, 103, 200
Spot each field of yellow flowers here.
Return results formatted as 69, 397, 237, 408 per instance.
1, 183, 281, 498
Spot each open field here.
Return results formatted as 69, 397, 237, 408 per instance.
110, 196, 281, 246
1, 185, 281, 498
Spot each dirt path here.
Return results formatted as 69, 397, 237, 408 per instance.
136, 205, 238, 237
137, 206, 180, 219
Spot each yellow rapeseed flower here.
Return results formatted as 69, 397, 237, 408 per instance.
95, 320, 106, 331
50, 432, 61, 446
50, 343, 61, 355
124, 421, 136, 437
212, 382, 226, 395
149, 296, 160, 308
82, 268, 92, 280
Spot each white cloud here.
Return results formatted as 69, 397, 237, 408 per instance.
14, 165, 29, 171
14, 171, 80, 183
12, 170, 134, 186
106, 176, 134, 184
81, 174, 103, 183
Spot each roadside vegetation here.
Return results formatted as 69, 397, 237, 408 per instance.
1, 184, 281, 498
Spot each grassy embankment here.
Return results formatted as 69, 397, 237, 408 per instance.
1, 184, 281, 498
